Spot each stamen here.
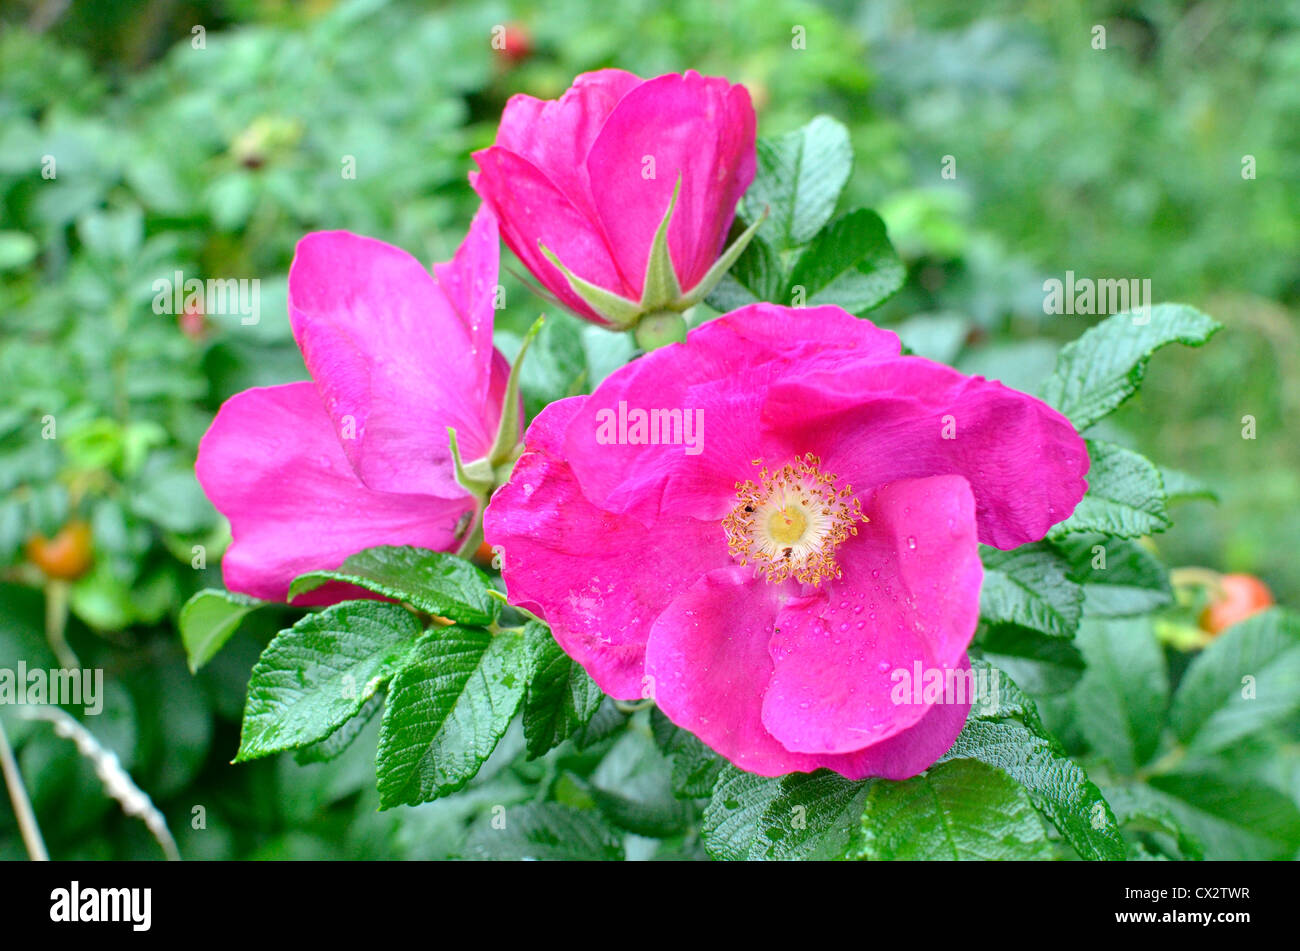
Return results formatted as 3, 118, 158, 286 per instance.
721, 453, 867, 585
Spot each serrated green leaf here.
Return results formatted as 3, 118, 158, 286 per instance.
786, 208, 904, 313
979, 542, 1083, 638
1040, 304, 1221, 431
849, 759, 1051, 860
376, 625, 526, 808
651, 708, 727, 799
462, 803, 624, 860
1072, 618, 1169, 772
743, 115, 853, 250
293, 692, 384, 765
942, 658, 1126, 860
179, 587, 263, 673
288, 546, 498, 626
1055, 534, 1173, 617
1168, 608, 1300, 757
1051, 441, 1169, 538
704, 767, 868, 861
236, 601, 422, 761
521, 621, 604, 759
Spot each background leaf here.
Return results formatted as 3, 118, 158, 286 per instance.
1168, 608, 1300, 757
463, 803, 623, 860
1071, 617, 1169, 772
178, 588, 263, 673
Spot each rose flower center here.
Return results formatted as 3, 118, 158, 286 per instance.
722, 453, 867, 585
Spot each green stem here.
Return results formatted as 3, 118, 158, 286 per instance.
45, 579, 77, 670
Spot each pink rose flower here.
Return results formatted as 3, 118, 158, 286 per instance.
197, 208, 510, 602
470, 70, 758, 342
484, 304, 1089, 778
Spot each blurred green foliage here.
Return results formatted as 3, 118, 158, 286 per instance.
0, 0, 1296, 858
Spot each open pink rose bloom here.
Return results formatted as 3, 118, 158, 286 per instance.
196, 208, 508, 602
470, 69, 756, 329
485, 304, 1090, 778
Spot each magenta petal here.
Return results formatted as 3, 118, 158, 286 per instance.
494, 68, 642, 223
814, 654, 973, 780
196, 383, 472, 602
644, 565, 824, 776
470, 147, 630, 323
287, 230, 496, 497
763, 475, 982, 753
483, 397, 728, 699
643, 563, 973, 780
586, 71, 756, 296
561, 304, 902, 519
432, 204, 505, 409
764, 356, 1090, 549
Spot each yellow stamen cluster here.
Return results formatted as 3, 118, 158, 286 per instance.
721, 453, 866, 585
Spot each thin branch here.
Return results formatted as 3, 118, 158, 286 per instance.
0, 717, 49, 860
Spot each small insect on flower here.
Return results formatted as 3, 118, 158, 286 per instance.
485, 304, 1090, 779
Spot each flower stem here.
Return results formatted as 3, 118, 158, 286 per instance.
45, 579, 78, 670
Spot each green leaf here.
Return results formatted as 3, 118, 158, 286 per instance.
1145, 769, 1300, 860
463, 803, 623, 860
1159, 466, 1218, 504
1051, 441, 1169, 538
979, 542, 1083, 638
786, 208, 905, 313
236, 601, 423, 761
581, 729, 692, 838
849, 759, 1051, 860
1168, 608, 1300, 757
1040, 303, 1221, 431
704, 228, 784, 310
376, 625, 527, 808
976, 623, 1085, 695
521, 621, 604, 759
293, 692, 384, 765
1071, 618, 1169, 772
942, 659, 1126, 860
0, 231, 38, 271
1104, 783, 1204, 860
1055, 534, 1173, 618
704, 767, 869, 861
651, 708, 727, 799
288, 546, 498, 626
505, 317, 587, 420
178, 588, 263, 673
743, 115, 853, 250
894, 312, 970, 364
